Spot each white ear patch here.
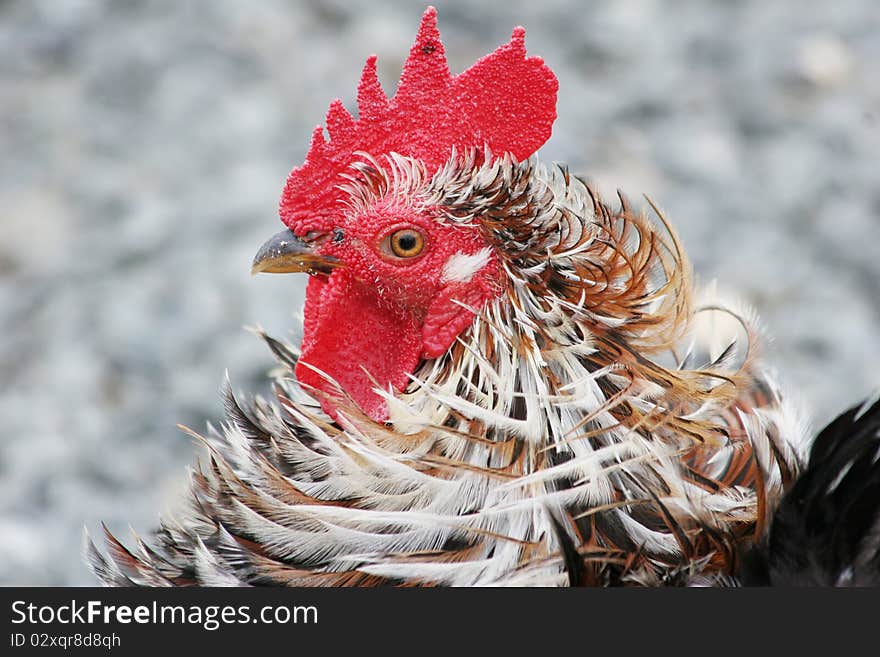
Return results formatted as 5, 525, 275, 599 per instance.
441, 247, 493, 284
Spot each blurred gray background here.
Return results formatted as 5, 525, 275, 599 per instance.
1, 0, 877, 585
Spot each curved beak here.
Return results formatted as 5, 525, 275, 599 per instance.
251, 229, 340, 276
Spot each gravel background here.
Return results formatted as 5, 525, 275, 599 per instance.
1, 0, 878, 585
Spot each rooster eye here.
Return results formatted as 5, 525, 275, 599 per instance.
387, 229, 425, 259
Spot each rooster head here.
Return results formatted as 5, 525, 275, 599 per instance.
252, 7, 558, 421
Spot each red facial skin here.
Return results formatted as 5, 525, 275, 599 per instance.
295, 199, 501, 422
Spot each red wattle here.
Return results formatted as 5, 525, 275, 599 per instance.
296, 272, 424, 422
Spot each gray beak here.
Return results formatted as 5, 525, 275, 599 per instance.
251, 229, 340, 276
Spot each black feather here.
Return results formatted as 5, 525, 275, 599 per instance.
739, 398, 880, 586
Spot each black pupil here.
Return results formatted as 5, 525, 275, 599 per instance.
397, 233, 417, 252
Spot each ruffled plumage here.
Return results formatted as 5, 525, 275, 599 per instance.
87, 155, 810, 586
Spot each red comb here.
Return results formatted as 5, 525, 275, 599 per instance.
279, 6, 558, 236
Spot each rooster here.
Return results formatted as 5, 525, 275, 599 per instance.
87, 7, 876, 587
